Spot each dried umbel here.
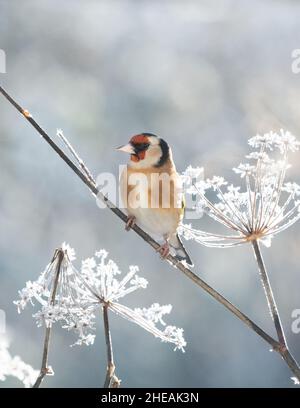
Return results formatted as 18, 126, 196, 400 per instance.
179, 130, 300, 384
15, 244, 186, 351
180, 130, 300, 248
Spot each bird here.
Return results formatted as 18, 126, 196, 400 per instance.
117, 132, 193, 266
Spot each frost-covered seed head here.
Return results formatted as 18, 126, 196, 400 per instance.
15, 245, 186, 351
181, 130, 300, 248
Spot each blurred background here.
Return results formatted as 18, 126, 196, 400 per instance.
0, 0, 300, 388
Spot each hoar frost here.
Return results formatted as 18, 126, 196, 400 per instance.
14, 244, 186, 351
180, 130, 300, 248
0, 335, 38, 387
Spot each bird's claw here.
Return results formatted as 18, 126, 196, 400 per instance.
157, 242, 170, 259
125, 216, 136, 231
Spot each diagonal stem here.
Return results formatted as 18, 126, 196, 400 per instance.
33, 249, 64, 388
1, 85, 299, 382
251, 240, 300, 380
252, 240, 286, 346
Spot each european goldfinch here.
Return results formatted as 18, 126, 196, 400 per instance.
117, 133, 193, 266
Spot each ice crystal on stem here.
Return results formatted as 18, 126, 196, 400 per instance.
180, 130, 300, 248
0, 335, 39, 387
291, 376, 300, 385
15, 245, 186, 351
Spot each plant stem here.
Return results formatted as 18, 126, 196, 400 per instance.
252, 240, 300, 380
32, 249, 64, 388
281, 348, 300, 381
102, 304, 119, 388
1, 85, 299, 382
252, 240, 286, 346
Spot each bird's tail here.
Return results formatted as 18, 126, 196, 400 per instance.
170, 234, 193, 266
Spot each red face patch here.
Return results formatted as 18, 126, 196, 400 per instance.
130, 134, 149, 145
131, 150, 146, 162
129, 134, 150, 162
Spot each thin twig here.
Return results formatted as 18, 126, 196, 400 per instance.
33, 249, 65, 388
1, 85, 299, 382
56, 129, 96, 186
102, 304, 120, 388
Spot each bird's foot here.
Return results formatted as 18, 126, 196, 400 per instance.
125, 215, 136, 231
157, 242, 170, 259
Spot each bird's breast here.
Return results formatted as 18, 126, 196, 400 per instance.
120, 166, 184, 237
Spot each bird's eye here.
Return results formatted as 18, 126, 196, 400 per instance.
134, 143, 150, 152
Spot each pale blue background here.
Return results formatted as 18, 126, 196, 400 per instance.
0, 0, 300, 387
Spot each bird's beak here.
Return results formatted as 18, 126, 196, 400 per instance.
116, 143, 135, 154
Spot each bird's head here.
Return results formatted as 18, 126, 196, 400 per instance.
117, 133, 170, 168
